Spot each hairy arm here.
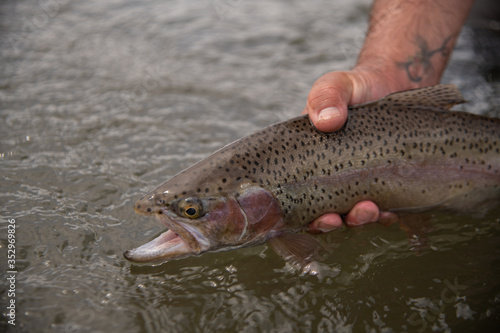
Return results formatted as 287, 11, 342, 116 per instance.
306, 0, 475, 232
305, 0, 475, 132
355, 0, 475, 96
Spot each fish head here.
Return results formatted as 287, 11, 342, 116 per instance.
124, 183, 284, 264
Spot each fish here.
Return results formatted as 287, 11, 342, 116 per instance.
124, 84, 500, 267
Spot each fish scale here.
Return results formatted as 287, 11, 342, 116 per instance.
274, 106, 499, 227
137, 85, 499, 223
128, 85, 500, 265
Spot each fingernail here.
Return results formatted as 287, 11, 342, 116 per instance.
318, 107, 341, 121
316, 216, 343, 232
357, 209, 378, 224
316, 221, 332, 233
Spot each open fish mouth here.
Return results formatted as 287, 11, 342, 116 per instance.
123, 210, 210, 263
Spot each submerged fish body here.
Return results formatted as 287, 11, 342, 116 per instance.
124, 85, 500, 266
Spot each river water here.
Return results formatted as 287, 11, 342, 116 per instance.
1, 0, 500, 332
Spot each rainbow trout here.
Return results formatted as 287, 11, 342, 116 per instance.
124, 85, 500, 266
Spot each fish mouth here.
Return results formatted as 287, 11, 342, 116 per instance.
124, 210, 211, 264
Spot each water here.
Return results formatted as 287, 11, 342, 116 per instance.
1, 0, 499, 332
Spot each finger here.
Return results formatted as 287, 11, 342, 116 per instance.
307, 213, 344, 234
305, 72, 353, 133
378, 211, 399, 226
345, 201, 380, 226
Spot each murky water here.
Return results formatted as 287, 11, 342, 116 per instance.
1, 0, 500, 332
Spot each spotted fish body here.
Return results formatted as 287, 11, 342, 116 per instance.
125, 85, 500, 265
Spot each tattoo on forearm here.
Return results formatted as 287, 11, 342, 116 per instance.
397, 35, 453, 83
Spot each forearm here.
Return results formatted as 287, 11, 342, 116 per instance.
355, 0, 475, 93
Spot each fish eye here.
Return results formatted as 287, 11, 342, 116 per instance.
178, 197, 203, 219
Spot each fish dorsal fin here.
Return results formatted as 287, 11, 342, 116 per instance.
351, 84, 466, 112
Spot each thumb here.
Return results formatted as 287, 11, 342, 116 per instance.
303, 72, 353, 133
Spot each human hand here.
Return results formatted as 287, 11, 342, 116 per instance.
302, 0, 473, 233
303, 69, 399, 233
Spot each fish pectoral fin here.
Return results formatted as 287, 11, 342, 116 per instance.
267, 233, 322, 268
